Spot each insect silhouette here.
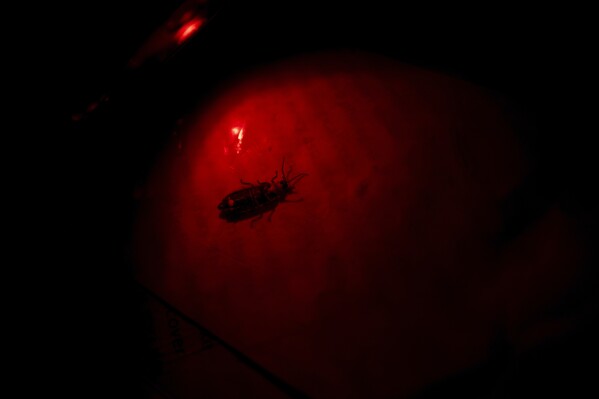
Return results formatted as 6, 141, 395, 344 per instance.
218, 160, 308, 224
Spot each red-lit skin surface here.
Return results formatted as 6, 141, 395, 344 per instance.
134, 52, 587, 397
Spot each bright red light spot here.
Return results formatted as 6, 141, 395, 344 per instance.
175, 18, 204, 44
231, 126, 245, 154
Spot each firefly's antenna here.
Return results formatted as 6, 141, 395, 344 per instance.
288, 172, 308, 186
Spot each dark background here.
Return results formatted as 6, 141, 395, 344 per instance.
35, 1, 595, 397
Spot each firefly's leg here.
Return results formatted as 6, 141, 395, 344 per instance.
267, 206, 279, 222
250, 211, 264, 228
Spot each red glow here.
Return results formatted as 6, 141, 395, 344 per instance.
135, 52, 586, 398
175, 18, 204, 44
230, 126, 245, 154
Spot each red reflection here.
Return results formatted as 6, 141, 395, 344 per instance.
222, 124, 247, 155
232, 126, 245, 154
175, 18, 204, 44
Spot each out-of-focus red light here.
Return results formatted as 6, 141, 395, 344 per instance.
175, 18, 204, 44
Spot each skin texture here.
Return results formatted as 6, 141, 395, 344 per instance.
134, 51, 591, 397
